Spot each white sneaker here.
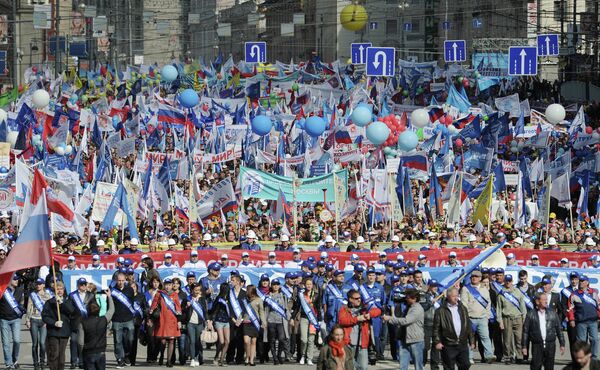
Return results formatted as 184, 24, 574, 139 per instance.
191, 359, 198, 367
307, 360, 314, 366
299, 357, 305, 365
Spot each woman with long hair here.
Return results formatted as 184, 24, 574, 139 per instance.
265, 279, 289, 365
242, 285, 266, 366
149, 278, 181, 368
26, 278, 52, 370
183, 283, 209, 367
316, 325, 354, 370
129, 282, 148, 366
208, 282, 231, 366
295, 278, 321, 365
146, 276, 162, 364
171, 278, 188, 365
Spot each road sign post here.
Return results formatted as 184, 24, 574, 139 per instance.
537, 34, 559, 56
508, 46, 538, 76
444, 40, 467, 63
365, 47, 395, 77
351, 43, 372, 64
244, 42, 267, 63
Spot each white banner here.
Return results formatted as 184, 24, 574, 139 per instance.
91, 182, 123, 223
196, 178, 236, 220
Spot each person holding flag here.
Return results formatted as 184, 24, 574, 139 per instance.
43, 281, 77, 370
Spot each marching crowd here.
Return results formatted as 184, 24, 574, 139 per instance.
1, 233, 600, 370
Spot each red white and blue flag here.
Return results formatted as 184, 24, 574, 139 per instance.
157, 103, 186, 125
401, 152, 428, 172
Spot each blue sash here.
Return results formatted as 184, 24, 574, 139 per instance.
280, 285, 293, 300
256, 289, 287, 319
111, 288, 136, 315
218, 297, 231, 317
465, 284, 489, 310
561, 287, 573, 299
189, 297, 206, 322
229, 288, 243, 319
71, 292, 88, 317
133, 301, 143, 317
298, 290, 319, 330
520, 291, 534, 310
352, 283, 374, 308
242, 299, 261, 330
160, 293, 179, 317
3, 289, 24, 317
30, 292, 45, 313
45, 288, 55, 298
493, 282, 522, 312
182, 286, 191, 296
580, 291, 598, 308
145, 291, 153, 303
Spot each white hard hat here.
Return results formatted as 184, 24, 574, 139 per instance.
168, 238, 176, 246
96, 240, 105, 247
281, 235, 289, 242
325, 235, 335, 243
165, 253, 172, 258
130, 238, 139, 246
585, 238, 596, 246
396, 254, 404, 261
513, 237, 523, 245
531, 254, 539, 260
247, 230, 257, 239
356, 236, 365, 243
547, 237, 557, 246
391, 235, 400, 242
203, 233, 212, 241
449, 251, 457, 257
468, 235, 477, 242
507, 253, 515, 259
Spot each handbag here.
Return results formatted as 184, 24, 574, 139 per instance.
151, 301, 161, 322
201, 329, 218, 344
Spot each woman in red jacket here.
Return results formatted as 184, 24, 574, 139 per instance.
149, 278, 182, 368
338, 288, 381, 370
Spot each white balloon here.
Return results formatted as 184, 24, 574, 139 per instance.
64, 145, 73, 155
54, 146, 65, 156
32, 89, 50, 108
545, 103, 566, 125
410, 108, 430, 128
7, 131, 18, 148
0, 109, 7, 123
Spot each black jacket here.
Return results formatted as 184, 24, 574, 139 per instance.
548, 292, 565, 320
111, 285, 135, 322
522, 308, 565, 348
0, 287, 25, 321
563, 359, 600, 370
182, 296, 209, 325
68, 291, 95, 330
433, 301, 474, 346
42, 297, 76, 338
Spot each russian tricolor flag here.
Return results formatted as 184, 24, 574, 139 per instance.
401, 153, 428, 172
158, 104, 186, 125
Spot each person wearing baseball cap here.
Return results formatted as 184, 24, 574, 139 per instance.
28, 277, 53, 370
447, 251, 461, 268
373, 252, 387, 271
416, 254, 428, 268
567, 274, 600, 358
506, 253, 517, 266
538, 276, 562, 314
238, 251, 255, 269
384, 235, 404, 253
182, 271, 197, 296
158, 253, 175, 269
66, 255, 78, 270
344, 254, 361, 272
589, 255, 600, 269
323, 270, 349, 333
560, 258, 569, 268
561, 272, 580, 353
199, 263, 227, 311
265, 251, 282, 268
496, 274, 527, 364
530, 254, 541, 267
284, 248, 304, 269
241, 230, 262, 251
183, 250, 207, 269
91, 254, 104, 270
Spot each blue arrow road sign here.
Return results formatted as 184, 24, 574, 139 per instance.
444, 40, 466, 63
472, 18, 482, 29
244, 42, 266, 63
366, 47, 395, 77
537, 34, 559, 56
351, 43, 372, 64
508, 46, 538, 76
404, 23, 412, 32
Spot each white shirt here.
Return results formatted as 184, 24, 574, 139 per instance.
448, 303, 462, 338
183, 260, 207, 269
538, 309, 547, 341
284, 261, 302, 269
266, 262, 282, 268
238, 262, 255, 269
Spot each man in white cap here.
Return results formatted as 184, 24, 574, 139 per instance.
284, 248, 303, 269
384, 235, 404, 253
464, 234, 480, 249
220, 254, 229, 268
530, 255, 541, 267
183, 250, 207, 268
66, 256, 79, 270
560, 258, 569, 268
166, 238, 177, 251
198, 233, 216, 250
416, 254, 428, 268
266, 252, 282, 268
319, 235, 339, 252
583, 237, 597, 252
241, 230, 261, 251
276, 234, 293, 252
545, 237, 560, 251
320, 252, 329, 264
354, 236, 370, 253
373, 252, 387, 270
90, 254, 104, 270
512, 237, 523, 249
158, 253, 175, 269
447, 251, 461, 267
506, 253, 518, 266
588, 255, 600, 268
239, 252, 255, 268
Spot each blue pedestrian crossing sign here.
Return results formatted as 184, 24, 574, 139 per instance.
537, 34, 559, 56
244, 42, 267, 63
472, 18, 483, 29
351, 43, 372, 65
366, 47, 395, 77
508, 46, 538, 76
444, 40, 466, 63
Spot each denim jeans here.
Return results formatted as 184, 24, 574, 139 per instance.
70, 331, 81, 366
577, 321, 599, 358
83, 352, 105, 370
400, 341, 424, 370
112, 320, 134, 361
348, 345, 368, 370
187, 323, 204, 362
30, 318, 47, 366
469, 317, 494, 361
177, 332, 188, 365
0, 318, 21, 367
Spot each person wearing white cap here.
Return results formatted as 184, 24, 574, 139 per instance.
239, 252, 255, 268
421, 232, 438, 251
241, 230, 262, 251
545, 237, 560, 251
560, 258, 569, 268
384, 235, 404, 253
66, 255, 79, 270
158, 253, 175, 269
583, 237, 597, 252
319, 235, 339, 252
373, 252, 387, 270
266, 252, 282, 268
465, 234, 480, 249
354, 236, 369, 253
320, 251, 329, 263
416, 254, 428, 268
198, 233, 216, 251
284, 248, 303, 269
91, 255, 104, 270
276, 234, 293, 252
447, 251, 462, 267
183, 250, 207, 269
530, 255, 540, 267
512, 237, 523, 248
506, 253, 517, 266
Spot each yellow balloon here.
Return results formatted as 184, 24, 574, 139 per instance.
340, 4, 368, 31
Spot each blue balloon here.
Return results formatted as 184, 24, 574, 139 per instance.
179, 89, 199, 108
251, 115, 272, 136
398, 131, 419, 152
305, 116, 327, 137
366, 121, 390, 146
161, 65, 178, 83
0, 167, 7, 174
350, 106, 372, 127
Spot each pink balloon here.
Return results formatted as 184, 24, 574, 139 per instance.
157, 123, 163, 131
455, 138, 463, 148
586, 127, 593, 134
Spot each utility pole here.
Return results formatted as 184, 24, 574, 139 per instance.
55, 0, 61, 77
11, 0, 17, 87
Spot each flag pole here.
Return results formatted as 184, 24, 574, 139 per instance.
488, 174, 494, 232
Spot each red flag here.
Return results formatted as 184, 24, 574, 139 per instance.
31, 169, 75, 221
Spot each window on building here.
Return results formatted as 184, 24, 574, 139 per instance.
411, 19, 420, 32
553, 1, 563, 21
386, 19, 398, 34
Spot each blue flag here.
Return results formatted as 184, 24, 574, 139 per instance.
100, 183, 140, 239
440, 242, 505, 291
493, 163, 506, 193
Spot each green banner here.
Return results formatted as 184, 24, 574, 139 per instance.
239, 166, 348, 202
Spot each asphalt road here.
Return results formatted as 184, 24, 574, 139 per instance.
11, 323, 574, 369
